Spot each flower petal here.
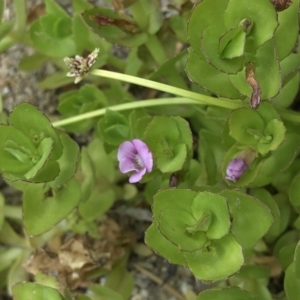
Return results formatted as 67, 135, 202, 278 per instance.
119, 158, 137, 173
226, 158, 248, 182
117, 141, 136, 161
132, 139, 153, 172
129, 168, 147, 183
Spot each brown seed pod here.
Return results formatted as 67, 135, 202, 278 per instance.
270, 0, 293, 12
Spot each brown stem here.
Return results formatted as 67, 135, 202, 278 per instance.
246, 63, 261, 109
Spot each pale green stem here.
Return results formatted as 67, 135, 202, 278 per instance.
53, 70, 300, 127
52, 98, 199, 127
90, 69, 243, 110
13, 0, 27, 35
90, 69, 300, 123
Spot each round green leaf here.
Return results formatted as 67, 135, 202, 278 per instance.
0, 126, 35, 178
272, 73, 299, 108
272, 159, 300, 193
228, 67, 252, 98
274, 230, 300, 257
23, 179, 81, 235
12, 282, 64, 300
294, 241, 300, 279
237, 265, 270, 279
280, 52, 300, 85
274, 193, 292, 237
79, 188, 114, 221
58, 84, 108, 133
220, 190, 273, 248
274, 0, 300, 61
256, 119, 286, 155
230, 40, 281, 100
0, 123, 61, 183
30, 15, 75, 57
157, 143, 187, 173
229, 108, 265, 145
197, 287, 253, 300
188, 0, 228, 59
289, 172, 300, 206
179, 159, 203, 188
219, 28, 246, 59
52, 132, 80, 188
78, 147, 96, 203
201, 26, 244, 74
251, 189, 281, 242
145, 223, 187, 266
224, 0, 278, 49
155, 189, 207, 252
184, 234, 244, 281
30, 161, 60, 183
87, 137, 115, 182
186, 49, 242, 99
9, 103, 63, 161
257, 102, 281, 123
144, 116, 192, 173
98, 110, 130, 146
285, 263, 300, 300
191, 192, 230, 240
254, 39, 281, 99
279, 243, 297, 270
0, 221, 27, 247
255, 133, 300, 178
23, 137, 54, 180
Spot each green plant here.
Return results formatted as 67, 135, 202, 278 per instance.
1, 0, 300, 299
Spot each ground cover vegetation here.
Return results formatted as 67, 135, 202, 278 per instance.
1, 0, 300, 299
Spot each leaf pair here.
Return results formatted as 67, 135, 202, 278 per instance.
186, 0, 300, 103
0, 103, 64, 182
145, 188, 273, 281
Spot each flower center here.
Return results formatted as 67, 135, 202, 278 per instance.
134, 154, 144, 170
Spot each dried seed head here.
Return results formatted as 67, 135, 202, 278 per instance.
64, 48, 99, 84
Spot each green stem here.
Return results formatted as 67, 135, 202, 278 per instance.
90, 70, 244, 109
90, 69, 300, 123
13, 0, 27, 36
52, 98, 199, 127
53, 69, 300, 127
90, 69, 243, 110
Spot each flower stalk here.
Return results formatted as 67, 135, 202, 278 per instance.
54, 67, 300, 128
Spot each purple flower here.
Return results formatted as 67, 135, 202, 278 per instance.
225, 158, 248, 182
117, 139, 153, 183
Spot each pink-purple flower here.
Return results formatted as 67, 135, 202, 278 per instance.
117, 139, 153, 183
225, 158, 248, 182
